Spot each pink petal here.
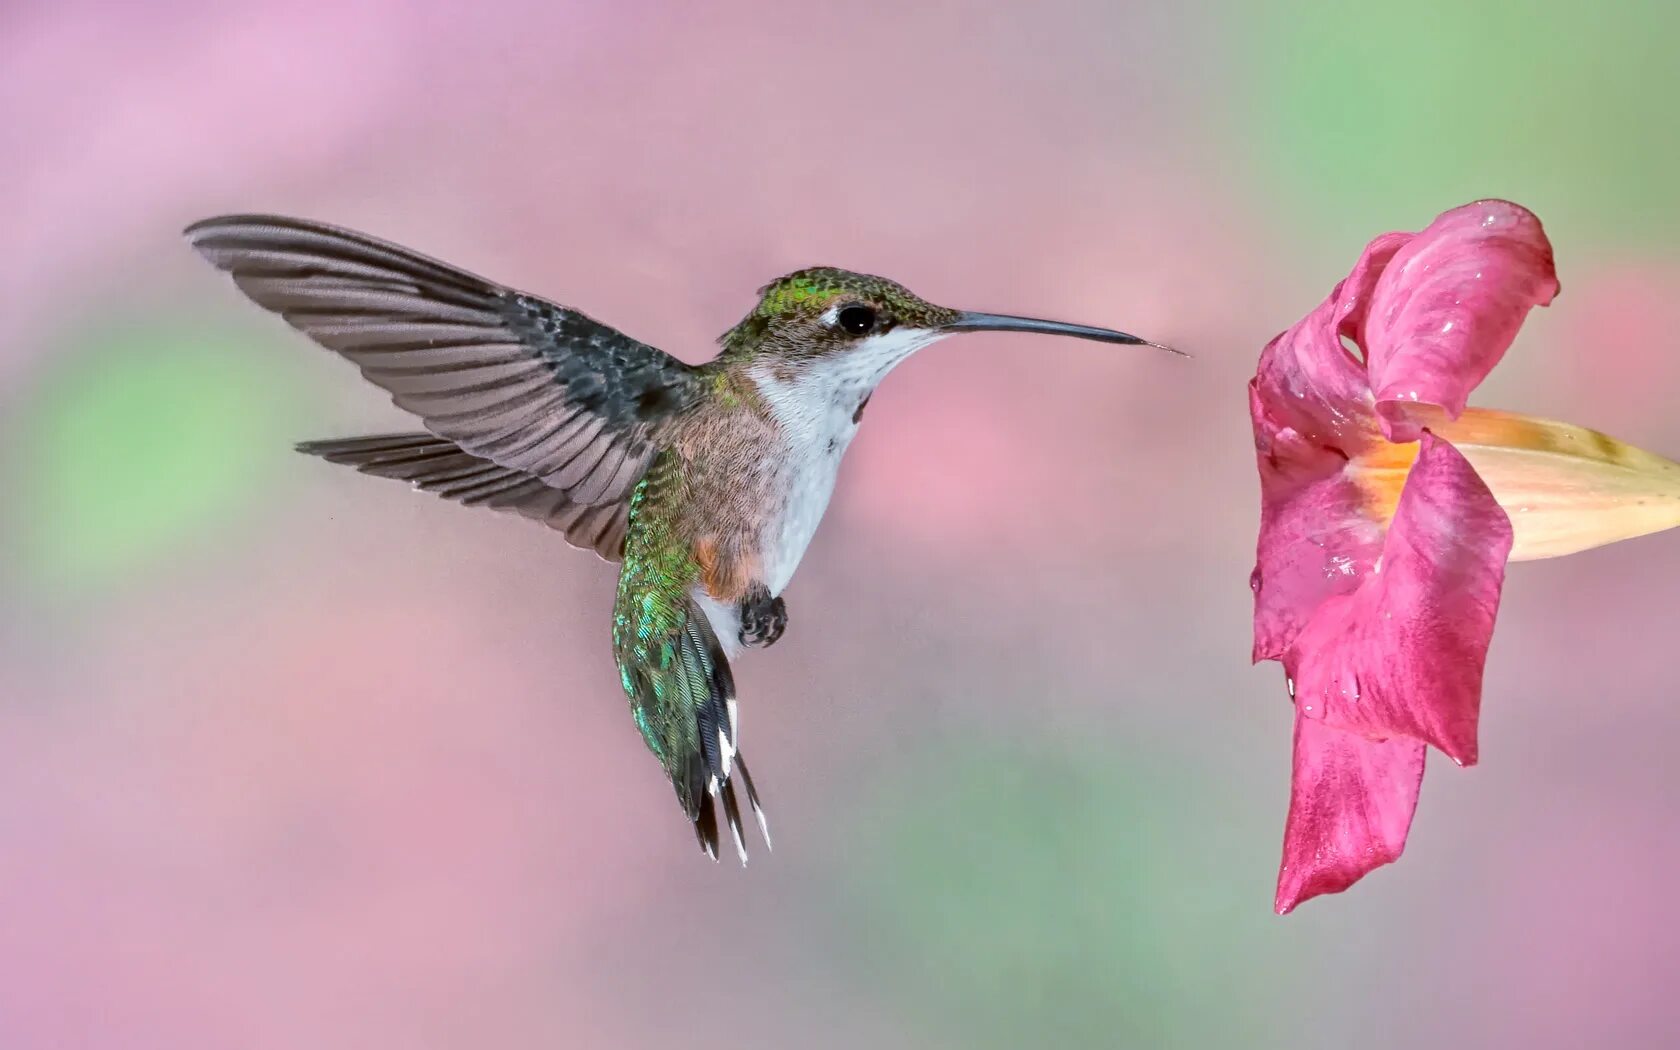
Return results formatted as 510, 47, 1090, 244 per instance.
1249, 391, 1385, 661
1248, 233, 1412, 659
1275, 715, 1425, 914
1362, 201, 1560, 442
1285, 434, 1512, 765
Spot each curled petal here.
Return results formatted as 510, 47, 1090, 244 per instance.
1287, 435, 1511, 765
1276, 716, 1425, 914
1362, 201, 1560, 442
1250, 232, 1409, 451
1248, 234, 1411, 659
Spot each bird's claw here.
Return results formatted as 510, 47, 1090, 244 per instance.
738, 587, 786, 648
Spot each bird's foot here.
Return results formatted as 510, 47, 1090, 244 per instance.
738, 586, 786, 648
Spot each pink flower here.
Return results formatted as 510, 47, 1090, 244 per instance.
1250, 200, 1680, 913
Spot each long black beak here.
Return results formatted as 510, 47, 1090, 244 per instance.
947, 311, 1183, 354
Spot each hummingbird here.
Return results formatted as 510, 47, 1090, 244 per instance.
186, 214, 1174, 863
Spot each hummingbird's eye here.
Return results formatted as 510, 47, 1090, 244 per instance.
835, 304, 877, 336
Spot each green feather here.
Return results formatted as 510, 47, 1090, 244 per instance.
612, 451, 732, 820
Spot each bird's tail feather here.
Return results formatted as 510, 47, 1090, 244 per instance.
677, 599, 771, 865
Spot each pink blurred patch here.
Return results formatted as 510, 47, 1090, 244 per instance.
1561, 263, 1680, 423
0, 563, 662, 1048
843, 378, 1046, 555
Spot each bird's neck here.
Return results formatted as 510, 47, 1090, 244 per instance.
743, 330, 944, 411
742, 353, 887, 447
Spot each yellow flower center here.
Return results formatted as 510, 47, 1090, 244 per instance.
1348, 406, 1680, 562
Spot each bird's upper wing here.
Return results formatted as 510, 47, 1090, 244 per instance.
187, 214, 704, 507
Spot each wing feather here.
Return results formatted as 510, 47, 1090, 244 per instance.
295, 432, 631, 560
188, 213, 703, 507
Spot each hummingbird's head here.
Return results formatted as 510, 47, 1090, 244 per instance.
719, 267, 1175, 374
720, 268, 957, 361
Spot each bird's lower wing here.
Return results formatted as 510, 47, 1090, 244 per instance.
296, 432, 629, 560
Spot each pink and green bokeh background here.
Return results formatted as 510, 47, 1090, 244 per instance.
4, 2, 1679, 1047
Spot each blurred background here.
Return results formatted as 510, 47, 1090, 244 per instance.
3, 1, 1679, 1047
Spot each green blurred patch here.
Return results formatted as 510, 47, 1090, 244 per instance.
6, 320, 299, 591
1238, 0, 1680, 243
830, 728, 1295, 1049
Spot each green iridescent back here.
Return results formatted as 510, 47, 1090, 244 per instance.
612, 452, 698, 764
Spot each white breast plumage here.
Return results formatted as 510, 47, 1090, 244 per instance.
746, 328, 944, 596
